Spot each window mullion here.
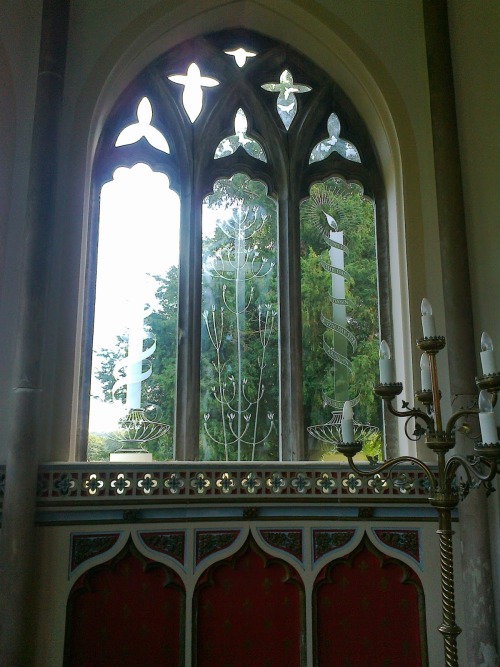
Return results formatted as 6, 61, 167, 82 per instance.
174, 192, 202, 460
278, 195, 305, 460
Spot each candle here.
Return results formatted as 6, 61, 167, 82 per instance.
379, 340, 394, 384
341, 401, 355, 443
421, 298, 436, 338
480, 332, 497, 376
420, 353, 431, 391
479, 390, 498, 444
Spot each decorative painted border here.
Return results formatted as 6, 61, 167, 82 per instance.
139, 530, 186, 567
69, 531, 121, 575
312, 529, 356, 564
33, 464, 434, 504
372, 528, 422, 567
195, 529, 241, 566
258, 529, 304, 564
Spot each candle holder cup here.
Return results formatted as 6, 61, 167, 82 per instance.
336, 441, 363, 458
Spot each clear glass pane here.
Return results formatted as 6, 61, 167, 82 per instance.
115, 97, 170, 153
300, 177, 381, 460
261, 70, 311, 131
200, 173, 278, 461
89, 163, 180, 461
214, 109, 267, 162
309, 113, 361, 164
224, 47, 257, 67
168, 63, 219, 123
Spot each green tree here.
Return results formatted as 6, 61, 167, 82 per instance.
87, 432, 125, 461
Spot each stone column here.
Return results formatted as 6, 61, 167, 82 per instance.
0, 1, 70, 664
423, 1, 498, 664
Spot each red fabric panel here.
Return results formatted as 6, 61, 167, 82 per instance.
196, 543, 303, 666
66, 548, 184, 666
315, 542, 424, 666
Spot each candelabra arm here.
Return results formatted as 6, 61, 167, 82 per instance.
445, 408, 478, 438
342, 455, 437, 493
385, 399, 435, 432
446, 454, 499, 488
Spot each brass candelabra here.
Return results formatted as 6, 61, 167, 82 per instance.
336, 328, 500, 667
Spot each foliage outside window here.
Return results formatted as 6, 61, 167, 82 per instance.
86, 30, 386, 462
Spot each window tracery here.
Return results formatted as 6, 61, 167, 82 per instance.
86, 30, 386, 463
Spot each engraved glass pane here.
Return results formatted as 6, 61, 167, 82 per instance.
214, 108, 267, 162
300, 178, 381, 460
200, 174, 278, 461
309, 113, 361, 164
89, 164, 180, 460
262, 70, 311, 131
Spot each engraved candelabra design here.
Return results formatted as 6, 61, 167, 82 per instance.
110, 407, 170, 447
335, 300, 500, 667
111, 301, 169, 451
202, 207, 277, 461
307, 209, 378, 449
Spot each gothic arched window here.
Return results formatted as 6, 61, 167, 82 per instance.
84, 30, 389, 462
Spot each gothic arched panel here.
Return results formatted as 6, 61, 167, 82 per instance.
64, 541, 185, 666
194, 537, 304, 666
313, 534, 427, 666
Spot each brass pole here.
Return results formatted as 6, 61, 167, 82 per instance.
435, 504, 461, 667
